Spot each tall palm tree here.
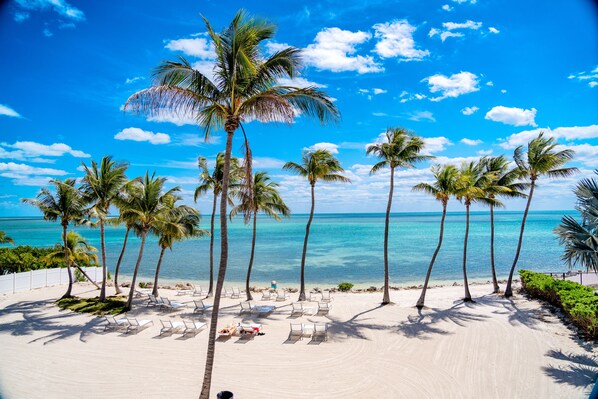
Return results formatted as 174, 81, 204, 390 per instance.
366, 128, 431, 305
504, 133, 577, 297
42, 231, 100, 287
230, 171, 290, 301
554, 170, 598, 271
283, 149, 350, 301
81, 155, 128, 301
455, 161, 498, 302
0, 231, 14, 245
123, 172, 180, 310
413, 164, 458, 308
194, 153, 240, 297
150, 200, 203, 297
481, 156, 528, 293
124, 11, 339, 397
22, 179, 89, 298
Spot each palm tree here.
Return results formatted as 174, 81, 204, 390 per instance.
366, 128, 431, 304
230, 171, 290, 301
454, 161, 498, 302
81, 155, 128, 301
481, 156, 528, 293
554, 170, 598, 271
124, 11, 339, 397
151, 200, 203, 297
413, 164, 458, 308
283, 149, 350, 301
22, 179, 89, 298
123, 172, 180, 310
504, 133, 577, 297
0, 231, 14, 245
194, 153, 240, 297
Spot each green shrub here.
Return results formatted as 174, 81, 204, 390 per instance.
338, 282, 354, 292
520, 270, 598, 338
0, 245, 95, 274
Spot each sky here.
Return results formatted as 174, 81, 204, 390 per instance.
0, 0, 597, 216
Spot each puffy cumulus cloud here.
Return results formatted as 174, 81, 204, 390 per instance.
423, 71, 480, 101
0, 104, 22, 118
304, 142, 339, 154
485, 106, 537, 127
408, 111, 436, 122
265, 41, 291, 54
488, 27, 500, 34
568, 65, 598, 88
460, 138, 482, 146
423, 137, 451, 154
1, 141, 90, 159
557, 144, 598, 167
477, 149, 493, 156
373, 88, 387, 94
499, 125, 598, 149
372, 20, 430, 61
164, 37, 215, 59
442, 4, 453, 11
114, 127, 170, 145
14, 0, 85, 21
429, 20, 483, 42
0, 162, 68, 186
303, 27, 383, 73
461, 106, 479, 115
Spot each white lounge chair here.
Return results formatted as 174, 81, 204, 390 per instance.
239, 323, 261, 336
192, 286, 208, 296
161, 297, 187, 311
193, 299, 213, 313
222, 287, 233, 298
217, 324, 237, 338
318, 302, 332, 314
159, 319, 185, 335
240, 301, 275, 315
183, 320, 207, 335
291, 302, 305, 316
231, 287, 244, 298
135, 289, 151, 298
103, 315, 129, 331
289, 323, 305, 340
239, 301, 253, 314
313, 323, 328, 341
176, 286, 194, 296
276, 289, 289, 301
321, 291, 333, 303
146, 294, 161, 307
261, 290, 273, 300
125, 318, 153, 334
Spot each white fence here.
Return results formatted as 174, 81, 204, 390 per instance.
0, 267, 102, 295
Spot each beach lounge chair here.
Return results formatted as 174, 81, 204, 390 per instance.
193, 299, 213, 313
276, 289, 289, 301
308, 291, 321, 302
146, 294, 161, 308
239, 323, 261, 336
239, 301, 254, 314
135, 289, 151, 298
159, 319, 185, 335
192, 286, 208, 296
289, 323, 305, 340
222, 287, 233, 298
103, 315, 129, 331
318, 302, 332, 314
161, 297, 187, 311
183, 320, 207, 336
291, 302, 306, 316
231, 287, 244, 298
321, 291, 333, 303
313, 323, 328, 341
125, 317, 153, 334
217, 324, 237, 338
261, 290, 273, 300
176, 286, 194, 296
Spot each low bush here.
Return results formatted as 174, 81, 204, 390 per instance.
0, 245, 95, 274
520, 270, 598, 338
55, 296, 126, 315
338, 282, 354, 292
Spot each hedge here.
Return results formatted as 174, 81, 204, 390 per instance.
520, 270, 598, 338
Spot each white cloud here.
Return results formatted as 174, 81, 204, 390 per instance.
0, 104, 22, 118
399, 92, 427, 103
488, 27, 500, 34
0, 162, 68, 176
303, 27, 383, 73
568, 65, 598, 88
423, 71, 480, 101
501, 89, 507, 93
590, 81, 598, 88
277, 76, 326, 88
477, 149, 493, 156
451, 0, 478, 3
372, 20, 430, 61
14, 0, 85, 21
460, 138, 482, 146
461, 106, 479, 115
442, 4, 453, 11
434, 155, 482, 166
171, 134, 220, 147
423, 137, 451, 154
373, 88, 387, 95
486, 81, 494, 86
146, 109, 197, 126
125, 76, 144, 85
43, 28, 53, 37
265, 41, 291, 54
252, 157, 286, 169
165, 37, 215, 59
408, 111, 436, 122
14, 12, 30, 22
485, 106, 537, 127
114, 127, 171, 145
429, 20, 483, 42
1, 141, 90, 159
499, 125, 598, 149
304, 142, 339, 154
439, 31, 464, 42
558, 143, 598, 167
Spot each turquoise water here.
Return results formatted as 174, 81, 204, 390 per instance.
0, 211, 574, 287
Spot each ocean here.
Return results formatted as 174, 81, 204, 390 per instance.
0, 211, 574, 288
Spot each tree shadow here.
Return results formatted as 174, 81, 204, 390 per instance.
542, 349, 598, 388
323, 304, 394, 341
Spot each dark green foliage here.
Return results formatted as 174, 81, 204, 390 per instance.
338, 282, 354, 292
55, 296, 126, 315
520, 270, 598, 338
0, 245, 95, 274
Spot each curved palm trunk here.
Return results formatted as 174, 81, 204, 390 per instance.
207, 193, 217, 297
200, 129, 235, 399
505, 180, 536, 298
490, 204, 500, 294
74, 264, 100, 289
114, 227, 131, 295
382, 167, 395, 305
298, 183, 316, 302
463, 203, 473, 302
61, 223, 74, 299
125, 230, 147, 311
99, 220, 108, 301
416, 201, 447, 308
245, 212, 257, 301
152, 246, 167, 297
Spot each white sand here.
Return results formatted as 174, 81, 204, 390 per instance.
0, 282, 596, 399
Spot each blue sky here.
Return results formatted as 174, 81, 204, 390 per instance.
0, 0, 597, 216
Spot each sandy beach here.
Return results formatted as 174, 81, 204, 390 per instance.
0, 282, 596, 399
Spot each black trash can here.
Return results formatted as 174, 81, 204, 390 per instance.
217, 391, 233, 399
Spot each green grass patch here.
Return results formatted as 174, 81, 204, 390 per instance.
55, 296, 126, 315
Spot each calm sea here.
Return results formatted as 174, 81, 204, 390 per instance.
0, 211, 574, 288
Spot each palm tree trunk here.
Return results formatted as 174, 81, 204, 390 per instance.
200, 128, 235, 399
245, 211, 257, 301
298, 182, 316, 302
207, 193, 217, 297
125, 230, 147, 311
114, 227, 130, 295
382, 167, 395, 305
463, 203, 473, 302
61, 223, 73, 299
99, 220, 107, 301
152, 246, 166, 297
505, 180, 536, 298
490, 204, 500, 293
416, 201, 447, 308
74, 264, 100, 289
